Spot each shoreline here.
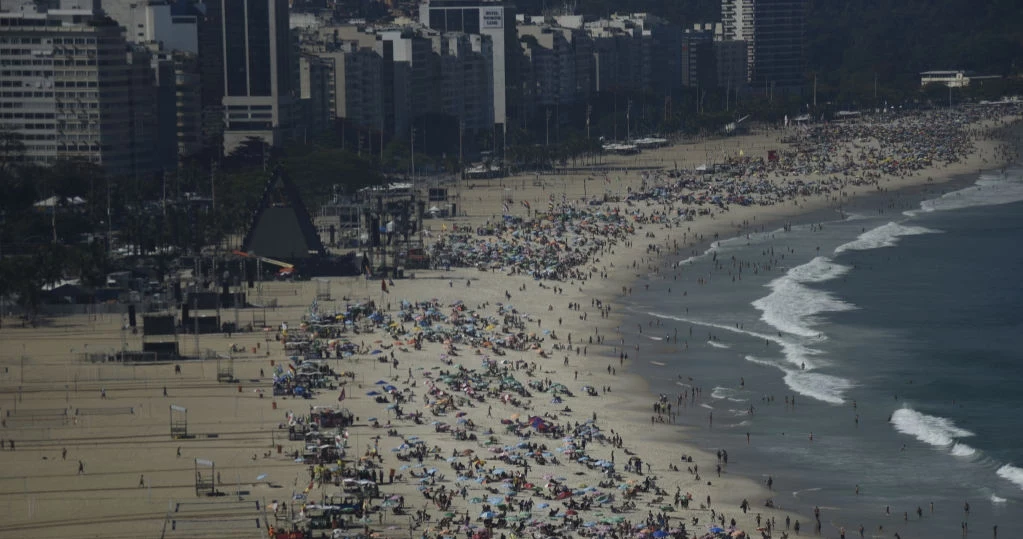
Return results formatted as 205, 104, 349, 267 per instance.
0, 108, 1019, 539
598, 117, 1023, 536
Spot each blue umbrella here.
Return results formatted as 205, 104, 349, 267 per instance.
480, 511, 497, 519
709, 527, 725, 534
367, 391, 381, 396
653, 531, 668, 538
375, 380, 388, 385
367, 417, 377, 422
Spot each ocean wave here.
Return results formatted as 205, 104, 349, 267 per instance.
908, 169, 1023, 216
990, 494, 1007, 504
996, 464, 1023, 491
834, 222, 941, 254
745, 355, 851, 405
890, 407, 974, 450
752, 256, 855, 338
950, 443, 978, 458
707, 340, 730, 349
647, 311, 852, 404
781, 368, 853, 406
711, 386, 748, 403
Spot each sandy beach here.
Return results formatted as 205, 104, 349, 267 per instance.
0, 106, 1019, 539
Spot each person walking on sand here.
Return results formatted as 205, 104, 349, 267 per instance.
139, 474, 145, 487
78, 460, 85, 474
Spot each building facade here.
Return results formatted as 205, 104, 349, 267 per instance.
751, 0, 806, 94
298, 52, 331, 135
419, 0, 518, 132
0, 7, 156, 177
219, 0, 297, 151
721, 0, 754, 82
715, 38, 747, 90
102, 0, 201, 53
680, 27, 716, 89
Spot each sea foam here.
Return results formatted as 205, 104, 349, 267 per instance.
996, 464, 1023, 491
752, 256, 854, 338
890, 407, 974, 451
834, 222, 940, 254
647, 311, 853, 404
950, 443, 978, 458
908, 168, 1023, 216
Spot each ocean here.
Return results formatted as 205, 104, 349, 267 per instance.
625, 163, 1023, 538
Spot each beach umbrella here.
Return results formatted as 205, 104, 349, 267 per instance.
480, 511, 497, 519
652, 531, 668, 538
367, 417, 377, 422
709, 527, 725, 533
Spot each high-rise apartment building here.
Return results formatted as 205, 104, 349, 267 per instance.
721, 0, 754, 82
680, 27, 716, 90
313, 41, 384, 134
419, 0, 518, 133
0, 6, 156, 177
217, 0, 296, 151
518, 18, 591, 109
432, 31, 493, 131
751, 0, 806, 94
148, 48, 201, 168
715, 38, 748, 90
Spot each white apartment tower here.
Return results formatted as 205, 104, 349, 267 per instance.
721, 0, 754, 82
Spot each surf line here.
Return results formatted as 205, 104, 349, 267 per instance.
644, 310, 853, 405
644, 310, 788, 354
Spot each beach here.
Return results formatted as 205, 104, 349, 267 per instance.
0, 105, 1019, 539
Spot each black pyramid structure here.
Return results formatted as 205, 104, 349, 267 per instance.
240, 165, 325, 261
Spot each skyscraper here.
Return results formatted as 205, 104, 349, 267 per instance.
218, 0, 296, 151
750, 0, 806, 94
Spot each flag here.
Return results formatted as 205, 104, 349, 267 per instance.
337, 387, 346, 402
